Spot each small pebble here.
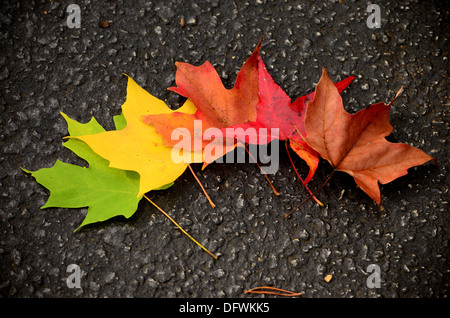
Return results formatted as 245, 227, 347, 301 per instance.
99, 20, 110, 28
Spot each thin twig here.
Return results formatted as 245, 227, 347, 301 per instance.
285, 169, 336, 218
245, 144, 280, 196
143, 195, 218, 259
188, 164, 216, 209
244, 286, 304, 297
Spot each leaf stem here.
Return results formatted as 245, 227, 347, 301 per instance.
244, 286, 304, 297
285, 168, 336, 218
284, 140, 323, 206
143, 195, 218, 259
188, 164, 216, 209
244, 144, 280, 196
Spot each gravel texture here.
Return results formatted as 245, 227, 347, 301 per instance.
0, 0, 448, 298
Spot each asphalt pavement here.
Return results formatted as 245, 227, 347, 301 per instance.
0, 0, 448, 298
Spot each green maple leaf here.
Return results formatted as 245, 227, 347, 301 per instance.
23, 112, 171, 231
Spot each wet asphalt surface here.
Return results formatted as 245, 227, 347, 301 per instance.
0, 1, 448, 298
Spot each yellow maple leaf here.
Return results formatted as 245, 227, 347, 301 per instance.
76, 75, 201, 197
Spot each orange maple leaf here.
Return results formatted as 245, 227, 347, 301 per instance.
142, 39, 262, 157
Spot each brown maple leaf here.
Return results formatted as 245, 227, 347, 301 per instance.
303, 68, 436, 205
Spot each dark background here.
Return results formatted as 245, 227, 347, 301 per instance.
0, 0, 448, 298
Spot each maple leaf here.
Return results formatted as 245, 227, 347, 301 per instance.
22, 113, 155, 230
210, 58, 355, 143
142, 39, 262, 155
303, 68, 436, 204
142, 38, 351, 184
212, 57, 355, 184
145, 39, 350, 188
75, 75, 201, 197
24, 112, 217, 257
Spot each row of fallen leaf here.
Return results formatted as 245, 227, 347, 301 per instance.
24, 39, 436, 264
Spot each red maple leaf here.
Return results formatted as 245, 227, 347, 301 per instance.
209, 57, 354, 184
